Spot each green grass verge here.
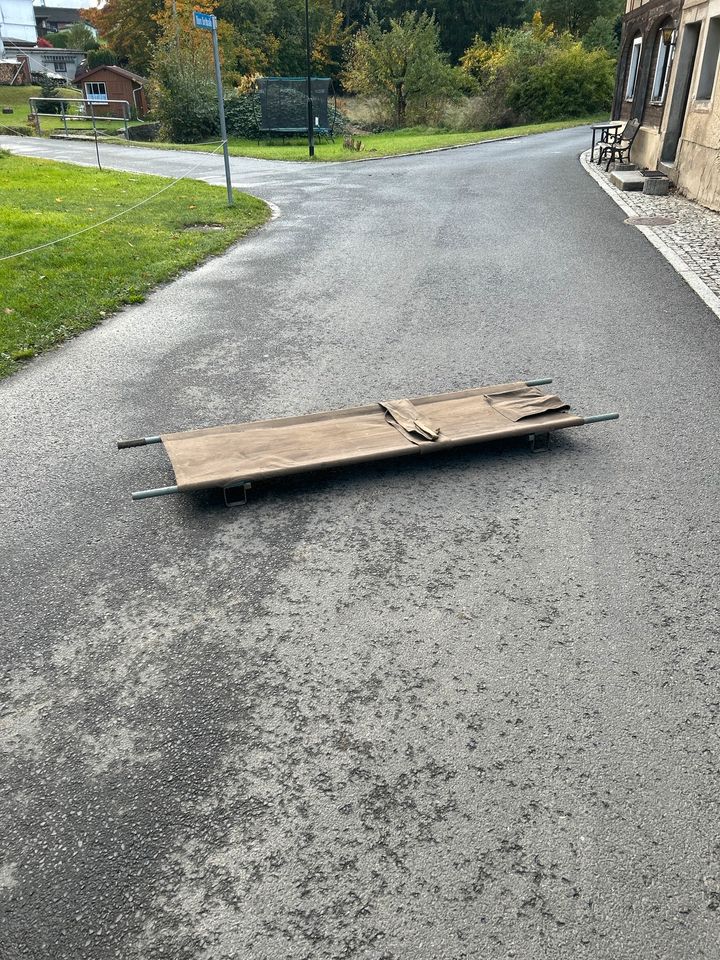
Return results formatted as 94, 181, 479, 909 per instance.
0, 152, 269, 379
0, 84, 144, 135
0, 84, 80, 132
117, 115, 606, 162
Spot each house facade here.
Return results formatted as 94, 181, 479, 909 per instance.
5, 43, 85, 77
33, 0, 99, 37
613, 0, 682, 168
615, 0, 720, 211
0, 0, 37, 51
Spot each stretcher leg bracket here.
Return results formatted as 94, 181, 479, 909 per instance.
528, 431, 551, 453
223, 482, 252, 507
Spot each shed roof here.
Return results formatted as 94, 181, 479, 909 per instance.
75, 64, 146, 84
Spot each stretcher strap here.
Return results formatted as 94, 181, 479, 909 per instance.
379, 399, 440, 445
483, 387, 570, 422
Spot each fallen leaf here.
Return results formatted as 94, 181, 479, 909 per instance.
55, 197, 63, 203
4, 308, 14, 314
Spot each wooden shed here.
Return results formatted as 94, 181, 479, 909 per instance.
74, 65, 149, 119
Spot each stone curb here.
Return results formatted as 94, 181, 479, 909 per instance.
579, 149, 720, 320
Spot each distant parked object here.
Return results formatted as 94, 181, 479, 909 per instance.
75, 63, 149, 118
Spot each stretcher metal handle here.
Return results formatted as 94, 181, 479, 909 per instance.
117, 435, 162, 449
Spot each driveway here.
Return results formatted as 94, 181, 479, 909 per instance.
1, 128, 719, 960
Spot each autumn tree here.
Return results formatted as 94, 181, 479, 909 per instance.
82, 0, 163, 74
343, 10, 458, 127
150, 0, 222, 141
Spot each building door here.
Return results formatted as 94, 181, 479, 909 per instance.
661, 22, 700, 164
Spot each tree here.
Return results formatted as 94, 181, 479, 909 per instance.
82, 0, 164, 74
48, 22, 98, 51
67, 22, 100, 50
338, 0, 527, 62
87, 48, 120, 68
461, 12, 555, 91
534, 0, 624, 37
509, 41, 615, 120
342, 10, 458, 127
391, 0, 528, 60
582, 15, 620, 56
149, 0, 222, 141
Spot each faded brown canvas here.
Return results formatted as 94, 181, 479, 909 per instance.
161, 382, 585, 491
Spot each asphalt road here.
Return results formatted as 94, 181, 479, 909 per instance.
1, 129, 719, 960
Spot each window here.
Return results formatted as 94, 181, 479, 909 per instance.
697, 16, 720, 100
85, 81, 108, 102
51, 60, 67, 73
625, 36, 643, 100
651, 29, 674, 102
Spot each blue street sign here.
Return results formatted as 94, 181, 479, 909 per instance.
193, 11, 215, 30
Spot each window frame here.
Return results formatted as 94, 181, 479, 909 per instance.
696, 16, 720, 101
625, 36, 643, 101
650, 29, 674, 103
84, 81, 108, 102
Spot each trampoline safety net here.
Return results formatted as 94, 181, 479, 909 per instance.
257, 77, 334, 133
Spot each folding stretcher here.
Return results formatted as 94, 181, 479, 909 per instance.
118, 379, 618, 503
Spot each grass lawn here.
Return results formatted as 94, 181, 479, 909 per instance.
128, 115, 606, 162
0, 152, 269, 379
0, 84, 80, 131
0, 84, 143, 135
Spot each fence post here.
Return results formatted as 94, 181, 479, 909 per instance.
61, 99, 68, 136
89, 101, 101, 170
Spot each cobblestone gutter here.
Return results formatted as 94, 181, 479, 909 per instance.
580, 149, 720, 319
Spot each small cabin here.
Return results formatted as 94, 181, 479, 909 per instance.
75, 65, 149, 119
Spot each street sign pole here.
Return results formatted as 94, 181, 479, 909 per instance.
194, 10, 233, 206
304, 0, 314, 158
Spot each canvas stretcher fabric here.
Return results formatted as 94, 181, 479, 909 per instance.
159, 382, 585, 491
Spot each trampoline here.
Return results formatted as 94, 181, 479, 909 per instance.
256, 77, 337, 139
118, 379, 619, 503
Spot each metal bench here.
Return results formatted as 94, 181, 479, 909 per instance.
598, 118, 641, 171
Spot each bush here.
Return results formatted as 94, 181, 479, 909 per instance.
0, 124, 33, 136
150, 50, 219, 143
582, 16, 621, 57
127, 122, 160, 142
339, 95, 395, 133
443, 94, 517, 132
87, 48, 119, 69
509, 43, 615, 122
36, 75, 62, 114
223, 91, 260, 139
